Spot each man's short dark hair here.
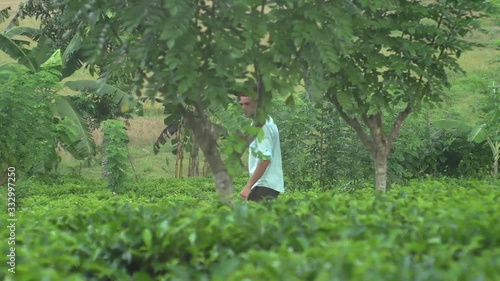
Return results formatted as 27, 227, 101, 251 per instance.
237, 84, 262, 98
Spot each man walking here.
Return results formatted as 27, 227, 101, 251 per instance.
238, 94, 284, 201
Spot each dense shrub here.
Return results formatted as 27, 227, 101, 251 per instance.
1, 177, 498, 280
0, 65, 59, 176
101, 120, 130, 192
391, 112, 492, 180
277, 96, 493, 191
277, 98, 372, 191
70, 92, 131, 130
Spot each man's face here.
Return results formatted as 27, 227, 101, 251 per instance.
239, 96, 255, 118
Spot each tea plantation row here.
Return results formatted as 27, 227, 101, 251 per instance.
1, 177, 499, 280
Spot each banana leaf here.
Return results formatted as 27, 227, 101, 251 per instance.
64, 80, 137, 108
55, 96, 97, 161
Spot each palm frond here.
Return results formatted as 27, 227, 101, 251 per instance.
5, 26, 41, 40
55, 96, 97, 161
0, 7, 10, 24
24, 36, 55, 69
64, 80, 137, 108
0, 33, 37, 72
61, 32, 84, 78
62, 32, 82, 63
153, 124, 179, 155
61, 51, 84, 79
468, 124, 488, 143
207, 103, 242, 135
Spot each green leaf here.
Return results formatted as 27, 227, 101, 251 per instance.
25, 36, 56, 70
0, 32, 38, 72
55, 96, 97, 161
61, 32, 84, 76
142, 229, 152, 248
468, 124, 488, 143
5, 26, 40, 40
64, 80, 136, 109
41, 49, 62, 69
0, 63, 23, 81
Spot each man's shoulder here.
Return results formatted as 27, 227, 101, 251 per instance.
264, 116, 277, 127
263, 116, 279, 135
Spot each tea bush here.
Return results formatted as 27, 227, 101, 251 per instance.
1, 177, 499, 280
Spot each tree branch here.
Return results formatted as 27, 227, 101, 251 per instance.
352, 91, 381, 145
387, 103, 412, 148
365, 112, 384, 147
350, 89, 373, 128
329, 92, 375, 155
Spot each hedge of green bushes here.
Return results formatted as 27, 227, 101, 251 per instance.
1, 177, 499, 280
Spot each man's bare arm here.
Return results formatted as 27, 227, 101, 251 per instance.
240, 160, 270, 199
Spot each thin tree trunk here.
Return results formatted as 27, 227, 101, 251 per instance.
489, 140, 499, 179
329, 94, 412, 193
194, 148, 200, 177
373, 147, 389, 192
101, 140, 110, 180
202, 158, 209, 176
200, 142, 232, 202
494, 157, 498, 179
188, 143, 200, 177
188, 149, 193, 177
175, 128, 184, 178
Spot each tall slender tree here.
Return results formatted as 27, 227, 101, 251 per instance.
300, 0, 489, 191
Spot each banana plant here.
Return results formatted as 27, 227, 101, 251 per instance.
435, 83, 499, 178
64, 80, 137, 112
0, 7, 139, 166
0, 7, 96, 165
0, 11, 80, 78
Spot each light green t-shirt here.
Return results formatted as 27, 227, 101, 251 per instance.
248, 116, 285, 193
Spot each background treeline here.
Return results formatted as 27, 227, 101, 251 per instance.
0, 0, 498, 190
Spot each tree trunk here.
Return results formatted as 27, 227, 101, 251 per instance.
329, 94, 412, 193
101, 140, 110, 180
199, 140, 233, 202
373, 147, 389, 193
188, 143, 200, 177
494, 157, 498, 179
175, 127, 184, 178
489, 139, 499, 179
202, 159, 209, 176
181, 104, 233, 203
